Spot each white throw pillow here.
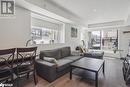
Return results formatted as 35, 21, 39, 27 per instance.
44, 57, 58, 66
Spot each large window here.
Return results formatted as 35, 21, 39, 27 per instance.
31, 14, 64, 44
88, 29, 118, 51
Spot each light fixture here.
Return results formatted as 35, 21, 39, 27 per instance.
26, 37, 36, 47
93, 9, 97, 12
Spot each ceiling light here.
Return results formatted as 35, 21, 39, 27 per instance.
93, 9, 97, 12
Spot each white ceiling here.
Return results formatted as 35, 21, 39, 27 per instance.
16, 0, 73, 23
49, 0, 130, 24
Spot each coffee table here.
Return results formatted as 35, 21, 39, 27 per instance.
70, 57, 105, 87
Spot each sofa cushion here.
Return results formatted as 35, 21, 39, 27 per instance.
61, 47, 71, 58
40, 49, 61, 60
65, 56, 82, 62
56, 59, 73, 72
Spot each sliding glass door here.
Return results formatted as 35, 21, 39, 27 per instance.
88, 29, 118, 51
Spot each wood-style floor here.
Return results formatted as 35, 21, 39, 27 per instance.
21, 57, 129, 87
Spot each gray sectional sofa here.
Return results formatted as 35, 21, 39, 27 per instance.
35, 47, 83, 82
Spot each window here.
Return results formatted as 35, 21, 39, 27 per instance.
32, 28, 42, 40
31, 13, 65, 44
31, 26, 63, 44
102, 29, 118, 51
88, 31, 101, 49
88, 29, 118, 52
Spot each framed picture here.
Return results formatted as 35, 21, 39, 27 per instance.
71, 27, 78, 38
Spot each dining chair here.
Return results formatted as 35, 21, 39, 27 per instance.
14, 47, 37, 87
0, 48, 15, 84
123, 55, 130, 85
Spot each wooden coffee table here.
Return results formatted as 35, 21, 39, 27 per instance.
70, 57, 105, 87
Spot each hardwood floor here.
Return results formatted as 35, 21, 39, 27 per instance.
22, 57, 128, 87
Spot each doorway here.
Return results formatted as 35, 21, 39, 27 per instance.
88, 29, 118, 53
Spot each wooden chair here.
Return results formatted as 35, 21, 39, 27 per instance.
123, 56, 130, 85
14, 47, 37, 87
0, 48, 15, 83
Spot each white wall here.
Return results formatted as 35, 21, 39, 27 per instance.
80, 29, 89, 48
64, 23, 81, 50
0, 7, 31, 49
118, 26, 130, 57
126, 14, 130, 25
0, 6, 82, 53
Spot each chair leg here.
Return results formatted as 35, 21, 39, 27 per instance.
33, 71, 37, 85
27, 72, 30, 79
10, 75, 14, 86
6, 79, 9, 83
17, 76, 20, 87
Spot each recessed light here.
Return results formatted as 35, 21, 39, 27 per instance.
93, 9, 97, 12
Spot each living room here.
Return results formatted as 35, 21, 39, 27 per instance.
0, 0, 130, 87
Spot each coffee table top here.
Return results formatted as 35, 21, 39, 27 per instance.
71, 57, 104, 72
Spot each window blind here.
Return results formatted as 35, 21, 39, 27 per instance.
31, 17, 61, 30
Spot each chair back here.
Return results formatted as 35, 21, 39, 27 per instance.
16, 47, 37, 66
0, 48, 15, 69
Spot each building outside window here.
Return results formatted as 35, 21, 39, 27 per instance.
31, 26, 62, 44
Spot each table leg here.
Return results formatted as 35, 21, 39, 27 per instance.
70, 67, 72, 80
95, 72, 98, 87
103, 62, 105, 76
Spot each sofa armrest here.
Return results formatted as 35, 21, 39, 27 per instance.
35, 59, 57, 82
36, 59, 56, 67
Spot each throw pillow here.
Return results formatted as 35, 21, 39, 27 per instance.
44, 57, 58, 66
80, 46, 87, 53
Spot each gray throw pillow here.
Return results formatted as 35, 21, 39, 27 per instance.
44, 57, 58, 66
